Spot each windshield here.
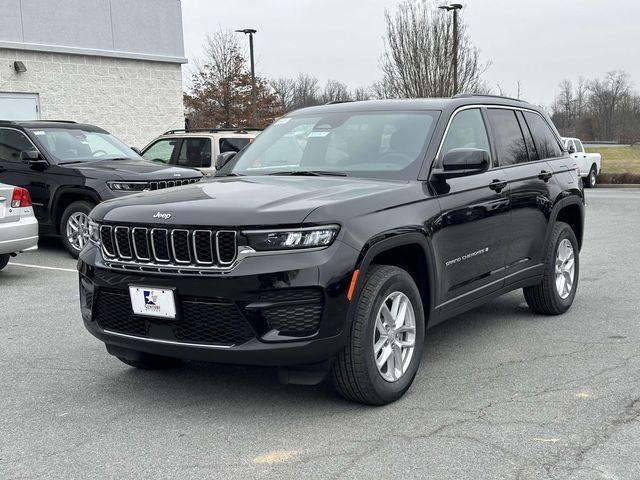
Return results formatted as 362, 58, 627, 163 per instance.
229, 111, 438, 179
28, 128, 142, 163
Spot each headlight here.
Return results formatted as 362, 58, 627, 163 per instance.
107, 181, 147, 192
243, 225, 339, 251
88, 218, 100, 246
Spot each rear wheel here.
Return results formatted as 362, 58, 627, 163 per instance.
332, 265, 425, 405
0, 254, 10, 271
60, 200, 95, 258
585, 166, 597, 188
524, 221, 579, 315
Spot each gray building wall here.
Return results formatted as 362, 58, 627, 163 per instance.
0, 0, 186, 147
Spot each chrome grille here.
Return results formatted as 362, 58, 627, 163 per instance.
148, 178, 201, 190
99, 225, 238, 269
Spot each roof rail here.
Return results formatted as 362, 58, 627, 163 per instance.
40, 119, 78, 123
0, 119, 77, 125
325, 100, 354, 105
164, 127, 262, 135
452, 93, 529, 104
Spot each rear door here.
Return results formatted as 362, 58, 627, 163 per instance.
0, 128, 50, 222
175, 137, 214, 175
486, 108, 554, 282
430, 107, 511, 310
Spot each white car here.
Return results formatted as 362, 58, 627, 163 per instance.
141, 128, 261, 176
0, 182, 38, 270
562, 137, 602, 188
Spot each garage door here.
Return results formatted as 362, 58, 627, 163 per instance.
0, 93, 40, 120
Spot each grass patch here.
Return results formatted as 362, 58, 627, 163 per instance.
585, 146, 640, 174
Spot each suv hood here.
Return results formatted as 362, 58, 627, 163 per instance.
92, 176, 419, 226
61, 158, 201, 180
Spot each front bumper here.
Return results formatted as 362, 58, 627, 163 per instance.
78, 241, 358, 367
0, 216, 38, 255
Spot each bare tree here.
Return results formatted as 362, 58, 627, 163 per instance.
270, 77, 295, 111
321, 79, 352, 103
292, 73, 320, 109
352, 86, 372, 101
379, 0, 489, 98
588, 71, 631, 140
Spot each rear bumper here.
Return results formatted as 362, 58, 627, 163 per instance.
78, 241, 358, 367
0, 216, 38, 255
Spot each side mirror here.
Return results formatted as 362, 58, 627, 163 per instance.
131, 147, 142, 155
432, 148, 490, 179
20, 150, 48, 168
215, 151, 236, 171
567, 144, 576, 154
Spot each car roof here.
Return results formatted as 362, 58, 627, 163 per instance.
288, 95, 543, 117
0, 120, 108, 133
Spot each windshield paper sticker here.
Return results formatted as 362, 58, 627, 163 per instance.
308, 131, 331, 138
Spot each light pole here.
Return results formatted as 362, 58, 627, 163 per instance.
235, 28, 258, 127
438, 4, 463, 95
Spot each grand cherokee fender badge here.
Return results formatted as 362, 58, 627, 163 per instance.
153, 212, 172, 220
446, 247, 489, 267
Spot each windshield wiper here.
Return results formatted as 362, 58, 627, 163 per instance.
267, 170, 348, 177
58, 160, 87, 165
216, 172, 245, 177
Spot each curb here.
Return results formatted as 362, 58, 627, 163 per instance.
596, 184, 640, 188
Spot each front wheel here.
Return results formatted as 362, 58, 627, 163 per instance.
60, 200, 95, 258
332, 265, 425, 405
524, 221, 579, 315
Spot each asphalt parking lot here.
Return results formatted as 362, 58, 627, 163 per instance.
1, 188, 639, 480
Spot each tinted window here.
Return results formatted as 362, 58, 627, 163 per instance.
516, 111, 538, 161
143, 139, 178, 165
523, 112, 563, 159
440, 108, 491, 163
487, 109, 528, 166
574, 139, 584, 153
178, 138, 212, 167
0, 129, 34, 163
220, 138, 250, 154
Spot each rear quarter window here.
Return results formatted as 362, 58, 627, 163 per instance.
523, 112, 563, 159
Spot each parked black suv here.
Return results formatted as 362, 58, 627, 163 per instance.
78, 96, 584, 405
0, 120, 203, 257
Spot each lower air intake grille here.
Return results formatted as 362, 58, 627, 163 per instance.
94, 290, 254, 346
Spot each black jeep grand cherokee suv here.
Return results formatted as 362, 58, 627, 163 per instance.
79, 96, 584, 405
0, 120, 202, 257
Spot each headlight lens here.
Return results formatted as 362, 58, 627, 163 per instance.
88, 218, 100, 246
107, 181, 147, 192
244, 225, 339, 251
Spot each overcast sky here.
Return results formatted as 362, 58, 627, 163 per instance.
181, 0, 639, 107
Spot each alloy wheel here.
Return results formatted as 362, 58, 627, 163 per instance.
373, 291, 416, 382
555, 238, 575, 299
66, 211, 90, 251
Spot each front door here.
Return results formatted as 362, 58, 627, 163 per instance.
430, 107, 511, 310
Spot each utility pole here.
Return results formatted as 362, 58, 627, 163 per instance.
235, 28, 258, 127
438, 4, 463, 95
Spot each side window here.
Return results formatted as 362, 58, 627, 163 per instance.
516, 111, 539, 161
440, 108, 491, 164
523, 112, 563, 159
220, 138, 250, 154
178, 138, 212, 168
487, 109, 528, 166
564, 139, 575, 152
0, 128, 35, 163
574, 139, 584, 153
142, 139, 178, 165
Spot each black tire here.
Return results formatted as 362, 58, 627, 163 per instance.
117, 353, 183, 370
332, 265, 425, 405
524, 221, 579, 315
584, 166, 597, 188
0, 254, 10, 271
59, 200, 95, 258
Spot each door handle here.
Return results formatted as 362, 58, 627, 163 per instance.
538, 170, 552, 182
488, 179, 507, 192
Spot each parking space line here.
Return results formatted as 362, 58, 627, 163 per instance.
8, 262, 77, 273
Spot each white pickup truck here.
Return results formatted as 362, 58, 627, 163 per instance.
562, 137, 602, 188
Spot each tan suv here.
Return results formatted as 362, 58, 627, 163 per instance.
140, 128, 261, 176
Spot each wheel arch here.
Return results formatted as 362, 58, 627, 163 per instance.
548, 196, 584, 250
351, 231, 437, 326
52, 187, 100, 233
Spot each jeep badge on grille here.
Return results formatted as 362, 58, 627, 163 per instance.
153, 212, 172, 220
